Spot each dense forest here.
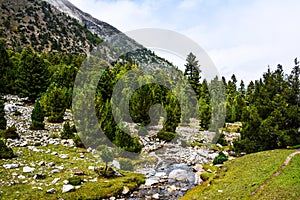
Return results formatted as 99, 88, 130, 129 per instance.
0, 38, 299, 154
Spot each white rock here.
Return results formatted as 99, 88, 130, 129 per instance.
218, 190, 223, 193
18, 175, 26, 179
62, 185, 74, 193
51, 152, 58, 155
88, 166, 95, 170
152, 193, 160, 199
3, 164, 19, 169
63, 180, 69, 184
51, 169, 60, 174
59, 154, 69, 159
154, 172, 166, 177
168, 169, 188, 181
145, 178, 159, 186
23, 166, 35, 173
122, 186, 130, 195
51, 178, 60, 184
46, 188, 56, 194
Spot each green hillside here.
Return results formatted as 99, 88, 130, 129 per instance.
181, 149, 299, 200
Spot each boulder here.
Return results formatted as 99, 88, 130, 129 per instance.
62, 185, 74, 193
168, 169, 188, 181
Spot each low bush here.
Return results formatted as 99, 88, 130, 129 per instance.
0, 140, 14, 159
157, 131, 176, 142
213, 151, 228, 165
0, 126, 20, 139
68, 177, 82, 185
60, 121, 74, 139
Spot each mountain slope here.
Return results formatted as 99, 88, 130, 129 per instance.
0, 0, 102, 54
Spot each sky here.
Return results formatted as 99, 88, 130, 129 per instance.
69, 0, 300, 84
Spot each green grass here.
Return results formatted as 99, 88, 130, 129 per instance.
0, 144, 145, 199
180, 149, 294, 200
255, 154, 300, 200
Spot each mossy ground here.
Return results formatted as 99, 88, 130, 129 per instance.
0, 144, 145, 200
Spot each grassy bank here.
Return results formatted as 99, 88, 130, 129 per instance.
181, 149, 295, 200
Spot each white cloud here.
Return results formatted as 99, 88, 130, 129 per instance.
69, 0, 300, 84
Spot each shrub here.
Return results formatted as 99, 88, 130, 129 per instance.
216, 132, 228, 146
0, 140, 14, 159
119, 158, 133, 171
157, 131, 176, 142
30, 101, 45, 130
60, 121, 74, 139
213, 151, 228, 165
0, 97, 6, 130
68, 177, 82, 185
0, 126, 19, 139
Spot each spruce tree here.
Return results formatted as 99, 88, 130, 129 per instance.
184, 52, 201, 97
30, 100, 45, 130
0, 39, 11, 94
15, 47, 50, 101
40, 83, 67, 123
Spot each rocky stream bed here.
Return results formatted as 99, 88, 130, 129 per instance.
1, 95, 239, 200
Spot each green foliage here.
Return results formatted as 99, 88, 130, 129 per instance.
213, 151, 228, 165
216, 132, 228, 146
234, 63, 300, 153
119, 158, 134, 171
15, 47, 50, 101
157, 131, 176, 142
200, 172, 215, 181
184, 52, 201, 97
0, 126, 19, 139
0, 140, 14, 159
61, 121, 75, 139
30, 100, 45, 130
68, 177, 82, 186
0, 96, 6, 130
40, 83, 67, 123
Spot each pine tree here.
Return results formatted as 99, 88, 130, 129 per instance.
0, 39, 11, 94
199, 80, 211, 130
30, 100, 45, 130
40, 83, 67, 123
184, 52, 201, 97
15, 47, 50, 101
0, 96, 6, 130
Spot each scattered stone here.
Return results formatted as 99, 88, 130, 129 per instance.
74, 170, 84, 175
145, 177, 159, 186
62, 185, 74, 193
59, 154, 69, 159
152, 193, 160, 199
23, 166, 35, 173
3, 164, 19, 169
88, 166, 95, 171
46, 188, 56, 194
51, 178, 60, 184
168, 169, 188, 181
167, 185, 177, 192
38, 161, 45, 166
51, 169, 60, 174
63, 180, 69, 185
51, 152, 58, 156
75, 186, 81, 190
47, 162, 55, 167
34, 174, 46, 179
218, 190, 223, 193
122, 186, 130, 195
18, 175, 26, 179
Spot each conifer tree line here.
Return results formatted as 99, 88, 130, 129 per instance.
0, 39, 299, 154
